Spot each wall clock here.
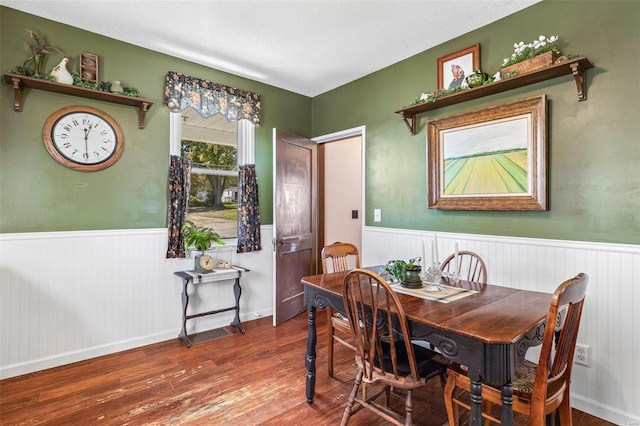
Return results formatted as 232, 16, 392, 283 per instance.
42, 105, 124, 172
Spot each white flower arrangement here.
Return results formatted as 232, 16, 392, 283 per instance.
501, 35, 560, 69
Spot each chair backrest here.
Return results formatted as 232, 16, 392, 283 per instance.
533, 273, 588, 412
440, 250, 487, 284
342, 268, 420, 382
321, 242, 360, 273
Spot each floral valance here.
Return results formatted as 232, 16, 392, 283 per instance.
164, 71, 261, 127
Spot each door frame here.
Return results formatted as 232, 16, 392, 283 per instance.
313, 125, 366, 265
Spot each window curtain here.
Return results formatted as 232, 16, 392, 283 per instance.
164, 71, 262, 253
164, 71, 261, 126
166, 155, 192, 258
237, 164, 262, 253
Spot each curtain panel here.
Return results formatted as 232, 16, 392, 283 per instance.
166, 155, 192, 258
237, 164, 262, 253
164, 71, 261, 126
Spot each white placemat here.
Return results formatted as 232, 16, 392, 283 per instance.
389, 282, 478, 303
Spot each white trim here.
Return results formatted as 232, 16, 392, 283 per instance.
169, 112, 182, 155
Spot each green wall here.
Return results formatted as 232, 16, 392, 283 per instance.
2, 2, 639, 245
0, 7, 311, 232
312, 0, 640, 244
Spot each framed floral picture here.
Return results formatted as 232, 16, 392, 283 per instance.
427, 95, 547, 211
437, 44, 480, 91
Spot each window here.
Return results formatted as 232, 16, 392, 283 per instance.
170, 109, 252, 240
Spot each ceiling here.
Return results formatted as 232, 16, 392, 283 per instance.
1, 0, 539, 97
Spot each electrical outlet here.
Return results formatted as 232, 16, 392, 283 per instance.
574, 343, 591, 367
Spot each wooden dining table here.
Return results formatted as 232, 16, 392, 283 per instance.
301, 268, 552, 426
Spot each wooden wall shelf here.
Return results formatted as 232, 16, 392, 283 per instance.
3, 73, 153, 129
395, 56, 593, 135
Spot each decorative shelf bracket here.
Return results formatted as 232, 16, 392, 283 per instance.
3, 73, 154, 129
570, 61, 588, 101
394, 57, 593, 135
400, 111, 416, 135
9, 76, 23, 111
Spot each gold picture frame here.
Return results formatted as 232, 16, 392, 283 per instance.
427, 94, 547, 211
437, 44, 480, 91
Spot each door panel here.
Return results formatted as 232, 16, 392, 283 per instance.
273, 129, 317, 325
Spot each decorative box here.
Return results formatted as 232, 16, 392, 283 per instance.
80, 52, 99, 84
501, 51, 559, 77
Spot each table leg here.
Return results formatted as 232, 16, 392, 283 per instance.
305, 304, 317, 403
230, 277, 245, 334
501, 383, 515, 426
179, 278, 192, 348
470, 379, 482, 425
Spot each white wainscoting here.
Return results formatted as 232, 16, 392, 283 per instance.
1, 226, 638, 424
0, 227, 274, 380
361, 227, 640, 425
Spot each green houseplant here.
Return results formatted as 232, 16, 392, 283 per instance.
182, 221, 224, 271
379, 257, 422, 288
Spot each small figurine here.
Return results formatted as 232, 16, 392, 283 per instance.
49, 56, 73, 85
100, 81, 112, 92
110, 80, 124, 94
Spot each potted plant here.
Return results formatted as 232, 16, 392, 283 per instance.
465, 68, 489, 88
379, 257, 423, 288
22, 29, 63, 77
182, 221, 224, 272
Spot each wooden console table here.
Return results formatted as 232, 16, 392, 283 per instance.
174, 266, 248, 347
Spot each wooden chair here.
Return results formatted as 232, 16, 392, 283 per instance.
443, 273, 589, 426
440, 250, 487, 284
321, 242, 359, 378
340, 268, 447, 426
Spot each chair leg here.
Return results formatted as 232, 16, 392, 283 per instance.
328, 309, 335, 378
443, 372, 459, 426
404, 389, 413, 426
558, 396, 573, 426
341, 369, 363, 426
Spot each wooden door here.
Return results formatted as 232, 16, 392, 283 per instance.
273, 129, 317, 325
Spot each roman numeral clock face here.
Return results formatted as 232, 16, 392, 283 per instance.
43, 106, 125, 172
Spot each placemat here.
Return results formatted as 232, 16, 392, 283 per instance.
389, 282, 478, 303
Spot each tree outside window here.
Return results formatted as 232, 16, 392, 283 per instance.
181, 140, 238, 239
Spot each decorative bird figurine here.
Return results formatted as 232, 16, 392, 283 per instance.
50, 56, 74, 85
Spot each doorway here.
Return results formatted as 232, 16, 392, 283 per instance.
315, 126, 365, 259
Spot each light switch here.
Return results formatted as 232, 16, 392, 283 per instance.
373, 209, 382, 222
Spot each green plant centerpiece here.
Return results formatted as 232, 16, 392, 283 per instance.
379, 257, 423, 288
182, 221, 224, 272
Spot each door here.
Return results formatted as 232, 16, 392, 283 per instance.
273, 129, 317, 325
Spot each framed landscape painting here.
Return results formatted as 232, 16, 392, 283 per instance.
427, 95, 547, 210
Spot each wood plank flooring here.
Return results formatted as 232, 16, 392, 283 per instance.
0, 311, 613, 425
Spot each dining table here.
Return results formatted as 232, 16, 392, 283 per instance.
301, 267, 552, 426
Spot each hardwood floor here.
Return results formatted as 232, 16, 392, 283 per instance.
1, 311, 613, 425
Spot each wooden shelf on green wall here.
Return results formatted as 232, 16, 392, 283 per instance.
395, 56, 594, 135
3, 73, 154, 129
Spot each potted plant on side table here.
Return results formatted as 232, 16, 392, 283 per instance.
379, 257, 423, 288
182, 221, 224, 273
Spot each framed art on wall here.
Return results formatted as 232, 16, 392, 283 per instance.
427, 94, 547, 211
437, 44, 480, 91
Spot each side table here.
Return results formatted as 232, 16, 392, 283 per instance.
174, 266, 248, 347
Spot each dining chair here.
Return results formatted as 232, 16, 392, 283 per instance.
321, 242, 359, 378
440, 250, 487, 284
340, 268, 447, 426
443, 272, 589, 426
